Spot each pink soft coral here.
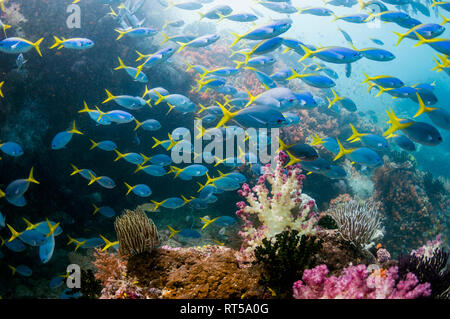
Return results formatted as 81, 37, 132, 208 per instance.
293, 264, 431, 299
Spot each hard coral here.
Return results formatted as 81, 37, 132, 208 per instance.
313, 229, 377, 276
126, 245, 266, 299
92, 249, 143, 299
372, 159, 446, 257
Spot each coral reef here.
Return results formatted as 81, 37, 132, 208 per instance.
313, 229, 377, 275
114, 208, 159, 257
253, 230, 322, 298
342, 161, 374, 199
372, 158, 448, 256
235, 152, 319, 260
126, 245, 266, 299
292, 264, 431, 299
1, 1, 28, 35
92, 248, 144, 299
317, 215, 337, 230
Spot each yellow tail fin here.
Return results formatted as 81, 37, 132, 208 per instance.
134, 119, 142, 131
298, 45, 315, 62
45, 218, 60, 237
22, 218, 37, 231
87, 171, 100, 185
413, 92, 437, 118
229, 31, 243, 48
6, 224, 22, 242
310, 133, 324, 146
49, 36, 64, 50
170, 166, 183, 178
115, 29, 128, 40
383, 108, 413, 136
393, 31, 406, 46
277, 137, 294, 152
284, 151, 301, 167
154, 90, 166, 105
234, 60, 246, 69
99, 235, 118, 252
361, 72, 372, 84
27, 167, 40, 184
161, 32, 170, 45
68, 121, 83, 135
215, 102, 236, 128
151, 199, 166, 212
8, 265, 16, 276
439, 13, 449, 26
333, 138, 355, 161
357, 0, 367, 11
167, 225, 179, 238
135, 50, 149, 62
114, 57, 127, 70
78, 101, 92, 113
0, 80, 4, 98
103, 89, 116, 104
90, 139, 99, 150
327, 89, 344, 109
185, 60, 195, 72
375, 85, 393, 97
216, 12, 228, 22
413, 31, 428, 47
346, 123, 366, 142
200, 216, 220, 230
124, 182, 134, 195
141, 153, 150, 165
152, 137, 164, 149
70, 164, 81, 176
430, 0, 440, 8
33, 38, 44, 56
176, 41, 189, 53
114, 149, 124, 161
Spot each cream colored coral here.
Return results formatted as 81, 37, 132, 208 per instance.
241, 162, 318, 253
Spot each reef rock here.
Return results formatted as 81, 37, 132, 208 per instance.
127, 245, 265, 299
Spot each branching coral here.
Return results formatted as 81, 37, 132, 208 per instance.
253, 230, 322, 298
293, 264, 431, 299
114, 208, 159, 257
330, 199, 383, 248
235, 152, 319, 259
92, 248, 128, 286
398, 235, 450, 298
92, 248, 143, 299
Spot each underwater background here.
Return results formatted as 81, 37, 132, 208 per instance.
0, 0, 448, 299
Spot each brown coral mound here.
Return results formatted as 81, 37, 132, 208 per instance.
127, 246, 266, 299
371, 160, 447, 257
314, 230, 376, 276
